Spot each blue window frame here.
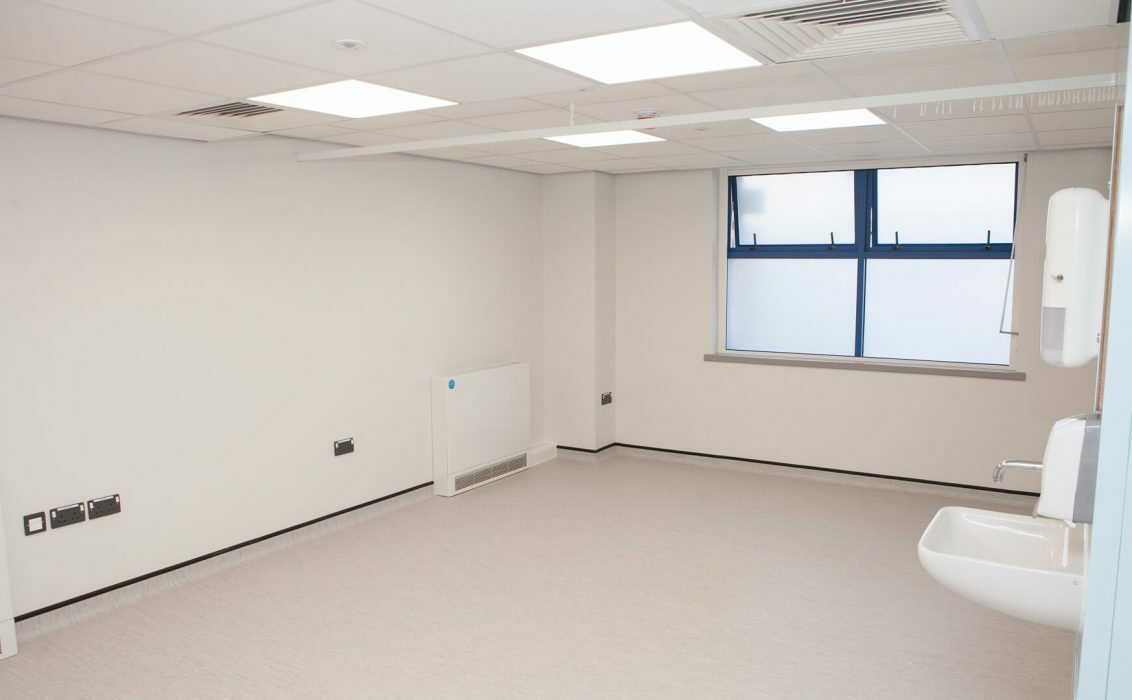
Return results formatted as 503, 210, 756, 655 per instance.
726, 162, 1018, 363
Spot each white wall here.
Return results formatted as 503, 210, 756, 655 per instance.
542, 172, 615, 450
0, 118, 545, 615
613, 149, 1110, 490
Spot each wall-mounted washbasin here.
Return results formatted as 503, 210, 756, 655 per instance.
918, 506, 1086, 631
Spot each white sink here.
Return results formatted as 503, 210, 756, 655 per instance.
918, 506, 1086, 631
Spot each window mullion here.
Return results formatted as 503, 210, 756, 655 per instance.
852, 170, 874, 358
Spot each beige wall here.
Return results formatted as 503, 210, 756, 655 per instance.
613, 148, 1111, 490
542, 172, 615, 450
0, 117, 545, 615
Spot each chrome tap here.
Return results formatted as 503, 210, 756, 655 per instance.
993, 459, 1043, 483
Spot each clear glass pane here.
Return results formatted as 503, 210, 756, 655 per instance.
863, 259, 1013, 365
726, 258, 858, 356
876, 163, 1016, 245
735, 171, 856, 246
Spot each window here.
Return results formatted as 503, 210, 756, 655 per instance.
725, 163, 1017, 365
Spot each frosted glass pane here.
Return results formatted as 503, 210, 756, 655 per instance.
863, 259, 1013, 364
727, 259, 858, 356
877, 164, 1016, 244
735, 171, 855, 245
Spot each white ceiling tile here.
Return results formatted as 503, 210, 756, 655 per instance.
33, 0, 316, 36
575, 93, 717, 121
1003, 25, 1127, 57
466, 139, 572, 155
1007, 48, 1123, 81
268, 124, 360, 139
367, 53, 593, 103
898, 114, 1033, 138
331, 112, 442, 131
99, 116, 255, 141
1037, 127, 1115, 147
643, 119, 771, 141
785, 124, 905, 145
411, 146, 495, 160
692, 76, 850, 109
589, 139, 706, 158
534, 81, 675, 107
919, 132, 1037, 153
85, 41, 338, 98
568, 158, 661, 173
518, 148, 621, 164
829, 62, 1015, 97
683, 132, 796, 153
423, 98, 548, 120
199, 1, 488, 76
359, 0, 685, 48
0, 95, 131, 125
656, 62, 823, 93
816, 140, 929, 160
1030, 108, 1116, 132
465, 154, 546, 169
0, 57, 58, 85
723, 146, 830, 165
374, 120, 499, 140
464, 107, 596, 131
637, 152, 746, 168
675, 0, 772, 15
975, 0, 1115, 40
313, 131, 412, 146
517, 164, 580, 174
816, 42, 1005, 76
0, 70, 220, 114
1, 0, 169, 66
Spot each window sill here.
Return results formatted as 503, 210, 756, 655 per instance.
703, 352, 1026, 381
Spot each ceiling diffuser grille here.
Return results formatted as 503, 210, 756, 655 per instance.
722, 0, 976, 62
750, 0, 950, 26
178, 102, 283, 118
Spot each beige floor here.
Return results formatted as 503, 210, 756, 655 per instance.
0, 450, 1074, 699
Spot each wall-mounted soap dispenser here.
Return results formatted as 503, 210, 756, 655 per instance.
1035, 414, 1102, 523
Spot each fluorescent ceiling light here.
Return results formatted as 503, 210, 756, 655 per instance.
545, 130, 665, 148
251, 79, 455, 118
753, 109, 885, 132
517, 22, 760, 84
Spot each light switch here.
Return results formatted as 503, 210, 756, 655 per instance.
24, 512, 46, 536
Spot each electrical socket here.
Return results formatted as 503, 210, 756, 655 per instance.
88, 494, 121, 520
49, 502, 86, 529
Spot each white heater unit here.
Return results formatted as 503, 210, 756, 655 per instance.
431, 363, 544, 497
0, 497, 18, 660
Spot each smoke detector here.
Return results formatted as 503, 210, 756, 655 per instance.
708, 0, 987, 62
332, 38, 368, 51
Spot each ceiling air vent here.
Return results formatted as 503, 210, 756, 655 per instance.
719, 0, 982, 62
177, 102, 283, 118
169, 101, 328, 131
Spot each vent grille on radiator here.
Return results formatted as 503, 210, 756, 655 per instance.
454, 454, 528, 492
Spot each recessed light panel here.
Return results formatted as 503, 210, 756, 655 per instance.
517, 22, 760, 84
545, 130, 665, 148
753, 109, 885, 132
251, 79, 455, 118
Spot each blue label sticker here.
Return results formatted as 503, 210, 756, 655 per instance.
448, 379, 455, 390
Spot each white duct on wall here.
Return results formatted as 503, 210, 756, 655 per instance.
430, 363, 554, 497
1041, 187, 1110, 367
